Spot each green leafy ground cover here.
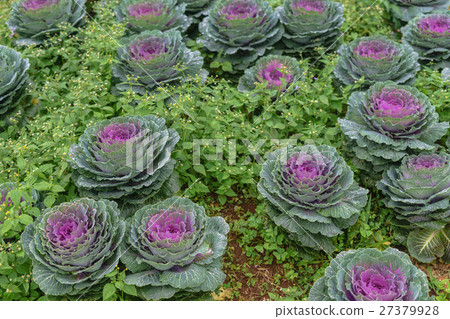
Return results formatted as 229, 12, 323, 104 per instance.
0, 0, 449, 300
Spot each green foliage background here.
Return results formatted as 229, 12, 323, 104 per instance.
0, 0, 448, 300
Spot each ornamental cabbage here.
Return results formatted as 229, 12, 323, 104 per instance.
198, 0, 284, 72
21, 198, 125, 296
384, 0, 450, 22
276, 0, 344, 53
121, 196, 229, 300
401, 11, 450, 69
257, 145, 368, 255
178, 0, 216, 17
309, 247, 433, 301
334, 36, 420, 88
237, 55, 303, 93
69, 115, 180, 216
0, 45, 31, 126
112, 29, 207, 95
115, 0, 192, 35
377, 153, 450, 263
338, 81, 449, 172
7, 0, 87, 46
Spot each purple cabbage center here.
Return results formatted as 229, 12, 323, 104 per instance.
258, 60, 294, 89
284, 153, 329, 187
128, 2, 165, 19
292, 0, 326, 15
349, 264, 408, 301
417, 15, 450, 37
146, 210, 195, 243
220, 0, 260, 20
97, 123, 140, 146
354, 40, 398, 61
45, 206, 90, 247
370, 88, 423, 121
129, 38, 168, 61
22, 0, 59, 11
407, 155, 446, 171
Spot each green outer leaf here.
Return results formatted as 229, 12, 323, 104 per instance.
159, 264, 207, 289
196, 262, 226, 292
138, 285, 178, 300
32, 263, 73, 296
407, 227, 450, 263
123, 271, 161, 287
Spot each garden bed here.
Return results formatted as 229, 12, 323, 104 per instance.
0, 0, 449, 301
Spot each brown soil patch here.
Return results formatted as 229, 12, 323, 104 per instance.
216, 196, 294, 300
415, 261, 450, 282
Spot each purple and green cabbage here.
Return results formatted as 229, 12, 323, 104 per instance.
377, 153, 450, 263
237, 55, 303, 93
401, 11, 450, 69
276, 0, 344, 53
198, 0, 284, 72
384, 0, 450, 23
21, 198, 125, 296
7, 0, 87, 46
338, 81, 449, 173
121, 196, 229, 300
309, 247, 433, 301
112, 29, 207, 95
0, 45, 33, 127
115, 0, 192, 35
334, 36, 420, 88
257, 144, 368, 255
69, 115, 180, 216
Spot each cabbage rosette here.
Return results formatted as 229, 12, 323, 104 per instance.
309, 247, 433, 301
0, 45, 33, 127
198, 0, 284, 72
257, 145, 368, 254
338, 81, 449, 172
69, 115, 180, 216
377, 153, 450, 263
21, 198, 125, 296
7, 0, 87, 46
401, 11, 450, 69
334, 36, 419, 88
237, 55, 303, 93
277, 0, 344, 52
112, 29, 207, 95
384, 0, 450, 22
115, 0, 192, 34
121, 196, 229, 300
